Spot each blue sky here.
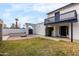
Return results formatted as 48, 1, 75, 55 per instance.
0, 3, 69, 27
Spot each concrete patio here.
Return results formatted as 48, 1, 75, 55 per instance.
6, 35, 71, 42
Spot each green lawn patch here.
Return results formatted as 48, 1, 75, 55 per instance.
0, 37, 79, 56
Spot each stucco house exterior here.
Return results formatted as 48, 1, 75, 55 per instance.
1, 22, 45, 40
2, 3, 79, 42
25, 22, 45, 36
44, 3, 79, 42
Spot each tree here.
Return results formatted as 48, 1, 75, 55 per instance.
3, 24, 8, 28
10, 23, 16, 29
15, 18, 18, 28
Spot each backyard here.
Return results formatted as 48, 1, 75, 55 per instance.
0, 37, 79, 56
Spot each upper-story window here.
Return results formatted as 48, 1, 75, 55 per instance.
55, 11, 60, 21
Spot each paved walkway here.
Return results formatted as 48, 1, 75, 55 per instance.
38, 35, 70, 41
7, 35, 37, 40
7, 35, 71, 42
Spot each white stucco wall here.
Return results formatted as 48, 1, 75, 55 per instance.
3, 4, 79, 40
3, 29, 26, 36
69, 23, 79, 40
47, 3, 79, 40
48, 4, 79, 17
59, 4, 79, 40
35, 22, 45, 35
2, 29, 26, 40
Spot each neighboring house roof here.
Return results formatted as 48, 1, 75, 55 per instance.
47, 3, 75, 15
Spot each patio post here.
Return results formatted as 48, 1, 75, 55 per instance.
71, 22, 73, 42
53, 26, 56, 37
25, 23, 29, 35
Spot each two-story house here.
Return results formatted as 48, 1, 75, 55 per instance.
44, 3, 79, 42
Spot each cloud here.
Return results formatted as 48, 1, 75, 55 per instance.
15, 3, 70, 13
31, 3, 70, 13
5, 4, 22, 13
32, 4, 54, 13
18, 15, 45, 26
5, 3, 69, 13
5, 3, 32, 13
18, 15, 32, 27
0, 3, 70, 27
35, 17, 45, 23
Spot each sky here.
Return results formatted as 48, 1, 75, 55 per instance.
0, 3, 69, 27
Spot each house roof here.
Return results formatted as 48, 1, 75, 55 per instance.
47, 3, 75, 15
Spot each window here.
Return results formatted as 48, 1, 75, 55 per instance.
55, 11, 60, 21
